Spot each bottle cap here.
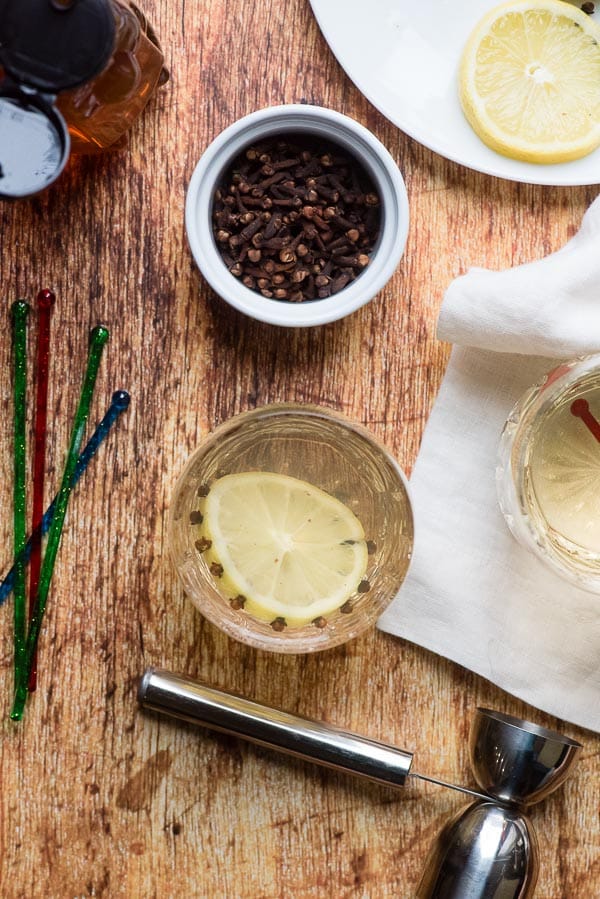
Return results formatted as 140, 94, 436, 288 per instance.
0, 0, 115, 93
0, 0, 116, 198
0, 83, 70, 198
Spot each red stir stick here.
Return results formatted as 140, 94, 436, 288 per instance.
28, 288, 55, 691
570, 398, 600, 444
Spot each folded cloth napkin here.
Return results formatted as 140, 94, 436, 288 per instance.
378, 195, 600, 733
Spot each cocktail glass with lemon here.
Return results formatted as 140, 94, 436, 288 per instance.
498, 355, 600, 591
169, 405, 414, 652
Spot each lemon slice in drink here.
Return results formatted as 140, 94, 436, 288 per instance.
459, 0, 600, 163
196, 472, 369, 627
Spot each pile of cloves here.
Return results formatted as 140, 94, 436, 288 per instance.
212, 135, 381, 302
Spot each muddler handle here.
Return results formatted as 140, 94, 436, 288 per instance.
138, 667, 414, 788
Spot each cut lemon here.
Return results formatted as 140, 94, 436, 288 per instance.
194, 472, 369, 627
459, 0, 600, 163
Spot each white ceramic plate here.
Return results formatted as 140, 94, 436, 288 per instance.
309, 0, 600, 186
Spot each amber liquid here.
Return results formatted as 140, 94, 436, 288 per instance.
56, 0, 168, 153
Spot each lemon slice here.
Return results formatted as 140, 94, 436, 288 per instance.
459, 0, 600, 163
194, 472, 369, 627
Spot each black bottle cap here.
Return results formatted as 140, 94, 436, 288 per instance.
0, 0, 116, 94
0, 84, 70, 198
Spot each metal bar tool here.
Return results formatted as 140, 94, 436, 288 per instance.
138, 668, 582, 898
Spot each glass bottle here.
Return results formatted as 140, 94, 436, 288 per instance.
56, 0, 169, 153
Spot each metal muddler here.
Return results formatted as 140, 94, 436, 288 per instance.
138, 668, 582, 898
137, 668, 487, 799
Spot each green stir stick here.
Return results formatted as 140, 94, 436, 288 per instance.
11, 325, 109, 720
11, 301, 30, 699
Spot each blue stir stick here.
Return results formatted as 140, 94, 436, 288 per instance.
0, 390, 131, 606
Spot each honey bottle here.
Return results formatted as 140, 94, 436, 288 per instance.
0, 0, 168, 198
56, 0, 169, 154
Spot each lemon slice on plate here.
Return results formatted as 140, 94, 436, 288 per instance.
195, 472, 369, 627
459, 0, 600, 163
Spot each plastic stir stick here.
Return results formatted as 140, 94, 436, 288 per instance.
11, 300, 30, 697
571, 398, 600, 443
0, 390, 131, 605
28, 289, 55, 691
11, 325, 110, 720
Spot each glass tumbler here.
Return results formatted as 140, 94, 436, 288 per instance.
497, 354, 600, 592
168, 404, 414, 653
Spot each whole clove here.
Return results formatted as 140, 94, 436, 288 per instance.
211, 135, 381, 303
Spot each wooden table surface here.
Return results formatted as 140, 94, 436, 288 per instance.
1, 1, 598, 896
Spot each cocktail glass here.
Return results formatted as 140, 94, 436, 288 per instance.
168, 404, 414, 652
497, 354, 600, 592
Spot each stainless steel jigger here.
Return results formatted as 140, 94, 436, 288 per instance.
138, 668, 582, 898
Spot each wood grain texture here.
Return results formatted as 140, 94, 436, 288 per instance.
0, 1, 598, 896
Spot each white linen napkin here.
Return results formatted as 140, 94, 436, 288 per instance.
378, 195, 600, 733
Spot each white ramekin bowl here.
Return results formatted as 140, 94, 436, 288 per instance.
185, 104, 409, 327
